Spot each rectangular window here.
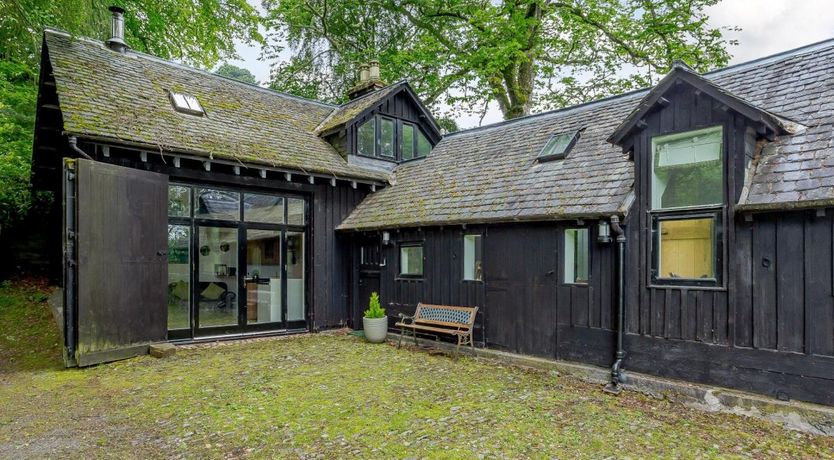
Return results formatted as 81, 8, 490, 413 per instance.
379, 117, 395, 157
402, 123, 415, 161
652, 126, 723, 209
357, 118, 376, 156
287, 197, 305, 226
564, 228, 589, 284
463, 234, 483, 281
194, 188, 240, 221
416, 129, 432, 157
656, 216, 716, 281
243, 193, 284, 224
167, 224, 190, 330
399, 244, 424, 277
168, 185, 191, 217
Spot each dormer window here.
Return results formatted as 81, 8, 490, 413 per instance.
356, 115, 432, 162
538, 131, 579, 161
650, 125, 724, 287
169, 91, 204, 116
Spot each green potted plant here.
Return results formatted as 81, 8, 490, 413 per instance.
363, 292, 388, 343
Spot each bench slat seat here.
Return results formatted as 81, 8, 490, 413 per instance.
396, 303, 478, 355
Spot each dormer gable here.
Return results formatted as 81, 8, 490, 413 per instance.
315, 81, 443, 167
608, 64, 797, 155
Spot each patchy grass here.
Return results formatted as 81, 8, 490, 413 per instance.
0, 280, 832, 459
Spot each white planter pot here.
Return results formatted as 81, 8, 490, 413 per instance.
363, 316, 389, 343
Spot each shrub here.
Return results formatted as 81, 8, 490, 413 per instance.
363, 292, 385, 318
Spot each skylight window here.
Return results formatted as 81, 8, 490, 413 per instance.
538, 131, 580, 161
169, 91, 204, 116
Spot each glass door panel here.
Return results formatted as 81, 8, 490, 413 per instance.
286, 231, 305, 323
167, 224, 191, 330
245, 229, 282, 324
197, 226, 239, 328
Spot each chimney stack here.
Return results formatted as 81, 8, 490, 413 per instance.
347, 60, 385, 100
105, 6, 128, 53
368, 60, 380, 81
358, 63, 370, 84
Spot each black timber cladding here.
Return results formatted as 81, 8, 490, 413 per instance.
74, 159, 168, 366
357, 222, 616, 363
619, 76, 834, 405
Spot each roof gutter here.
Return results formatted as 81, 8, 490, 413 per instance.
67, 133, 390, 185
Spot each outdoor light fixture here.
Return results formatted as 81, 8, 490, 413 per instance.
382, 231, 391, 246
598, 219, 611, 243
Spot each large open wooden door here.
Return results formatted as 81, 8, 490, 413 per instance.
65, 158, 168, 366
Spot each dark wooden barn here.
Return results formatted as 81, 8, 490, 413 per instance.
30, 14, 834, 407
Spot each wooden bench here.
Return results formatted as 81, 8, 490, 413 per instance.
395, 303, 479, 355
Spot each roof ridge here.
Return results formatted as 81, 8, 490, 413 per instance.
703, 36, 834, 77
446, 35, 834, 139
42, 27, 337, 109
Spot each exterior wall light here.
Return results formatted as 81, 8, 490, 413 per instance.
382, 230, 391, 246
598, 219, 611, 243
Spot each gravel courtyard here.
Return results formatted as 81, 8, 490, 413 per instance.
1, 280, 832, 459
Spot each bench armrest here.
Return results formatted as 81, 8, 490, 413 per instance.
397, 312, 415, 324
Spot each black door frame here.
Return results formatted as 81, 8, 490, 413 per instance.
167, 182, 310, 339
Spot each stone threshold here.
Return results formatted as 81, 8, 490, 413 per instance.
386, 332, 834, 437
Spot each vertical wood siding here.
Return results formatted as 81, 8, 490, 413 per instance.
622, 81, 834, 405
312, 183, 368, 329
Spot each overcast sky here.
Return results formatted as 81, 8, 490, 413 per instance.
227, 0, 834, 129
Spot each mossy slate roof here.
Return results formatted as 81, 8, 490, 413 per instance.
44, 30, 389, 182
315, 82, 406, 135
340, 38, 834, 230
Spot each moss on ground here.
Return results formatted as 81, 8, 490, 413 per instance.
0, 279, 832, 459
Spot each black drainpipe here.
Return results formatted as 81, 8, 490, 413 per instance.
68, 136, 94, 160
604, 215, 626, 394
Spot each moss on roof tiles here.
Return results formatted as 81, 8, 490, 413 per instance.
340, 40, 834, 230
44, 30, 388, 182
314, 83, 405, 135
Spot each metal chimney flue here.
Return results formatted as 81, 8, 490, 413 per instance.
105, 6, 128, 53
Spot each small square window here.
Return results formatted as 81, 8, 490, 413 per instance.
399, 244, 423, 277
564, 228, 589, 284
463, 234, 483, 281
168, 185, 191, 217
169, 91, 204, 116
656, 216, 716, 281
538, 131, 579, 161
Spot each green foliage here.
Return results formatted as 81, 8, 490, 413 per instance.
0, 281, 831, 457
214, 63, 258, 85
0, 61, 39, 229
0, 0, 263, 69
363, 291, 385, 318
0, 0, 263, 229
264, 0, 736, 120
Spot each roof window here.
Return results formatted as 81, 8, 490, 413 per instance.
169, 91, 204, 116
538, 131, 579, 161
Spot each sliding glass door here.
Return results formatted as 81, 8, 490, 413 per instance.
166, 183, 308, 339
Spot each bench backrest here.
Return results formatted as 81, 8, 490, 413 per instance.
414, 303, 478, 330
